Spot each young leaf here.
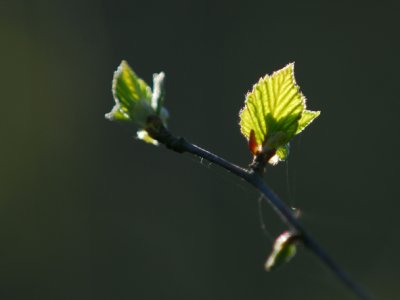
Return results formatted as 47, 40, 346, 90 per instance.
106, 60, 153, 125
239, 63, 320, 164
151, 72, 165, 114
274, 144, 290, 164
151, 72, 169, 126
105, 61, 169, 145
296, 110, 320, 134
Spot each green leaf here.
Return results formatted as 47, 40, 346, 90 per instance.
105, 61, 169, 145
112, 60, 152, 110
105, 61, 154, 127
239, 63, 320, 163
296, 110, 320, 134
151, 72, 169, 125
151, 72, 166, 114
276, 144, 290, 161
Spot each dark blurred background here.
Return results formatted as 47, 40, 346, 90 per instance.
1, 0, 399, 299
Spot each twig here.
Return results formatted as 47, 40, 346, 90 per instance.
147, 122, 374, 300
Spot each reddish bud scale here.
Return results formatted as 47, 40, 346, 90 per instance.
248, 130, 260, 155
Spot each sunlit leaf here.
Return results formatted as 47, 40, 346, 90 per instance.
239, 63, 320, 163
105, 61, 169, 145
275, 144, 290, 162
106, 60, 154, 126
296, 110, 320, 134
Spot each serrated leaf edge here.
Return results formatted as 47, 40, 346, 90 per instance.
239, 62, 307, 142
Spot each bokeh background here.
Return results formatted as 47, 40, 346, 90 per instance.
1, 0, 399, 299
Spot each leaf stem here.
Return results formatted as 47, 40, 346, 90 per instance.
149, 125, 373, 300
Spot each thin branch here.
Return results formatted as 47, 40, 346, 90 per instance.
148, 123, 374, 300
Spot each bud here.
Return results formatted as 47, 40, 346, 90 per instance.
265, 231, 300, 271
105, 61, 169, 145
